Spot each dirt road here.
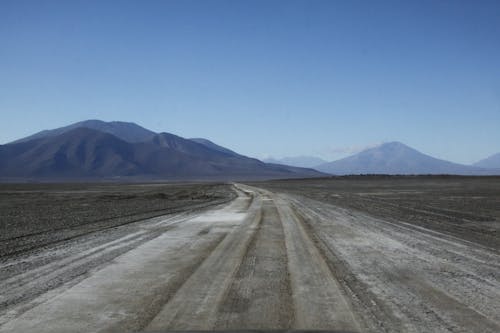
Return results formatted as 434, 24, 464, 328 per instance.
1, 184, 499, 332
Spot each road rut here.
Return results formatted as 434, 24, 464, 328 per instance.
1, 184, 499, 332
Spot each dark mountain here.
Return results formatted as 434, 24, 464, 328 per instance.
11, 120, 156, 144
145, 132, 307, 176
190, 138, 241, 157
474, 152, 500, 169
0, 128, 142, 177
316, 142, 494, 175
264, 156, 328, 168
152, 134, 237, 159
0, 126, 324, 180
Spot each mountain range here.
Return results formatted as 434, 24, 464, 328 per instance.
1, 120, 499, 180
262, 143, 500, 175
0, 120, 324, 181
315, 142, 499, 175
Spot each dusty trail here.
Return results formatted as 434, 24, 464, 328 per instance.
146, 191, 263, 330
1, 184, 499, 332
283, 192, 500, 333
275, 195, 361, 331
213, 197, 293, 329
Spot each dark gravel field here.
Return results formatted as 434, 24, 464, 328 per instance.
0, 183, 235, 257
247, 176, 500, 250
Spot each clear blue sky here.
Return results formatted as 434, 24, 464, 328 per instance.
1, 0, 499, 164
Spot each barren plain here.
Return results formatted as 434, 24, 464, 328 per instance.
0, 177, 499, 332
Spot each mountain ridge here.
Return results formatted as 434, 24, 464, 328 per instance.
4, 121, 500, 179
10, 120, 157, 144
0, 121, 324, 181
189, 138, 242, 157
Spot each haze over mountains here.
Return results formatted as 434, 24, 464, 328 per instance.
315, 142, 498, 175
263, 143, 500, 175
473, 153, 500, 169
0, 120, 323, 181
263, 156, 328, 168
265, 144, 500, 175
0, 120, 499, 181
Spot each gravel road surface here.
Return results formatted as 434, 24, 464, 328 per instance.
0, 184, 498, 332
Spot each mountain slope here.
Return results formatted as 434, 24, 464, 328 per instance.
0, 128, 142, 177
189, 138, 241, 157
0, 127, 324, 180
152, 134, 240, 159
474, 152, 500, 169
316, 142, 489, 175
264, 156, 327, 168
11, 120, 156, 144
145, 132, 309, 177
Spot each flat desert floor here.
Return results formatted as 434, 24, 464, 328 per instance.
0, 177, 499, 332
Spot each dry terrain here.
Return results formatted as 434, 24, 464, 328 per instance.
0, 177, 499, 332
251, 176, 500, 249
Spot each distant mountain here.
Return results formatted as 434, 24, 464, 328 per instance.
0, 122, 325, 181
474, 152, 500, 169
11, 119, 156, 144
263, 156, 328, 168
316, 142, 495, 175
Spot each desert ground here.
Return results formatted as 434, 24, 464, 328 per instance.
0, 177, 499, 332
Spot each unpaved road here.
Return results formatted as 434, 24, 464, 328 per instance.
1, 184, 499, 332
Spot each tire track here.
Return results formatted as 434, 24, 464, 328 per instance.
285, 192, 500, 332
8, 183, 497, 332
0, 186, 250, 333
287, 202, 402, 332
273, 195, 363, 332
0, 221, 230, 333
0, 231, 151, 318
0, 212, 198, 322
145, 193, 263, 330
130, 231, 229, 331
214, 197, 294, 329
383, 270, 500, 333
0, 196, 233, 259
